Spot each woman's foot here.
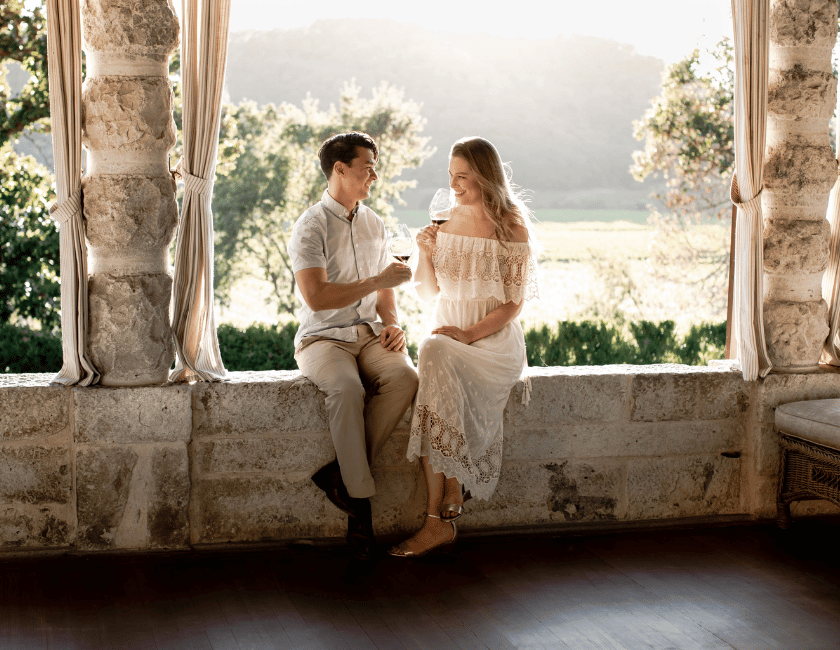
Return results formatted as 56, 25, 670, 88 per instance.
388, 514, 456, 558
440, 479, 471, 521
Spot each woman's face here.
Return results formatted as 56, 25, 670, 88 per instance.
449, 156, 482, 207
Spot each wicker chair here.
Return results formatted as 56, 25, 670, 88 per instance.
775, 399, 840, 529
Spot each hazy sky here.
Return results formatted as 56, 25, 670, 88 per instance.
216, 0, 732, 64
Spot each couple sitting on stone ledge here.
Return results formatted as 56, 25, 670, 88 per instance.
290, 131, 538, 561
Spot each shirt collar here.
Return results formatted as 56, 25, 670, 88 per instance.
322, 190, 360, 221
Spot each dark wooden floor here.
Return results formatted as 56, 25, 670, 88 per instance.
1, 521, 840, 650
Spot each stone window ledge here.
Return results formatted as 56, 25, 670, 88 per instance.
1, 364, 839, 553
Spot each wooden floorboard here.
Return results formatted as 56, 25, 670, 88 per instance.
0, 521, 839, 650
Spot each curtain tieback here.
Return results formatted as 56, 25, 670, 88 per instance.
49, 187, 82, 226
172, 157, 214, 199
730, 172, 762, 214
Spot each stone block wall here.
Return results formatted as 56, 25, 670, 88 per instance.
0, 365, 839, 555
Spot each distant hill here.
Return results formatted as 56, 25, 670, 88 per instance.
225, 19, 666, 209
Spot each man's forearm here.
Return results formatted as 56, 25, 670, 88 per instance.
376, 288, 400, 327
296, 268, 383, 312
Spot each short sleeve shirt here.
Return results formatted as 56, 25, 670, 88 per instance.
288, 190, 390, 348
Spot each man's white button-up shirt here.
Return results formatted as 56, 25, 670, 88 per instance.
288, 190, 390, 348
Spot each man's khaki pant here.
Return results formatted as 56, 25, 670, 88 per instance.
295, 325, 419, 498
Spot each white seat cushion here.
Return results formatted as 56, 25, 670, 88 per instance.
775, 399, 840, 450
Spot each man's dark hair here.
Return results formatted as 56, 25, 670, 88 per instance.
317, 132, 379, 180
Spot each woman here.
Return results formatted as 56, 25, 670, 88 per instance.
389, 136, 539, 558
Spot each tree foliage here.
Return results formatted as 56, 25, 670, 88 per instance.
0, 143, 60, 330
0, 2, 59, 331
0, 1, 50, 148
630, 40, 734, 319
213, 81, 435, 313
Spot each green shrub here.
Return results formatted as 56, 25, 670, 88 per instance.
217, 322, 298, 371
677, 321, 727, 365
526, 319, 727, 367
629, 320, 677, 364
0, 323, 62, 373
526, 320, 634, 366
1, 319, 729, 374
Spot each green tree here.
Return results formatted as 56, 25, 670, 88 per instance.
0, 1, 59, 333
0, 1, 50, 148
630, 40, 734, 319
213, 81, 435, 314
0, 143, 60, 330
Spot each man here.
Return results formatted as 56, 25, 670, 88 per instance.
288, 132, 419, 560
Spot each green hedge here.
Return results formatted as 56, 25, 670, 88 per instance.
216, 322, 298, 371
525, 320, 726, 367
0, 319, 728, 374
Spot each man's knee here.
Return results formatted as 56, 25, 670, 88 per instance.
322, 373, 366, 403
385, 361, 419, 397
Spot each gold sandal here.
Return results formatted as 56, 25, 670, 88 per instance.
440, 487, 472, 521
387, 514, 457, 558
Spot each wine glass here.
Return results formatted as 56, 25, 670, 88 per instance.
429, 188, 452, 225
386, 223, 414, 264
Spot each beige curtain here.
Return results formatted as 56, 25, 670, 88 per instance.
45, 0, 99, 386
170, 0, 231, 382
730, 0, 772, 380
821, 115, 840, 364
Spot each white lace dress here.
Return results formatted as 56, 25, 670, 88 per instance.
406, 232, 539, 500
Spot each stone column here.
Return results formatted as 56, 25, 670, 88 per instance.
762, 0, 838, 372
81, 1, 180, 386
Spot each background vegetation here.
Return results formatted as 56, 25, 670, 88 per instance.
1, 4, 735, 375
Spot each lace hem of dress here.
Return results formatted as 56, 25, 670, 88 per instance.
406, 404, 502, 501
433, 247, 539, 302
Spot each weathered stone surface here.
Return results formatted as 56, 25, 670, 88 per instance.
0, 386, 68, 440
770, 0, 838, 48
148, 446, 189, 548
75, 385, 191, 444
569, 420, 743, 458
754, 423, 782, 477
369, 467, 428, 535
193, 375, 328, 437
630, 371, 748, 422
538, 460, 622, 523
76, 444, 188, 550
507, 367, 627, 426
83, 76, 176, 152
194, 435, 334, 474
375, 428, 414, 468
82, 0, 179, 60
749, 474, 779, 519
76, 446, 137, 548
504, 427, 572, 461
763, 299, 829, 369
84, 175, 178, 253
88, 273, 174, 386
626, 456, 741, 519
763, 136, 836, 200
0, 505, 71, 548
193, 474, 346, 544
0, 446, 70, 504
768, 65, 837, 117
763, 218, 830, 275
756, 370, 840, 423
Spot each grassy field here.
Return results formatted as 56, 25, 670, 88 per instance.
393, 209, 650, 228
216, 220, 728, 336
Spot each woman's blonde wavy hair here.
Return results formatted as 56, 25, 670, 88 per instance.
450, 136, 534, 244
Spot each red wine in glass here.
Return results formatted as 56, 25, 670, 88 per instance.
429, 188, 452, 225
